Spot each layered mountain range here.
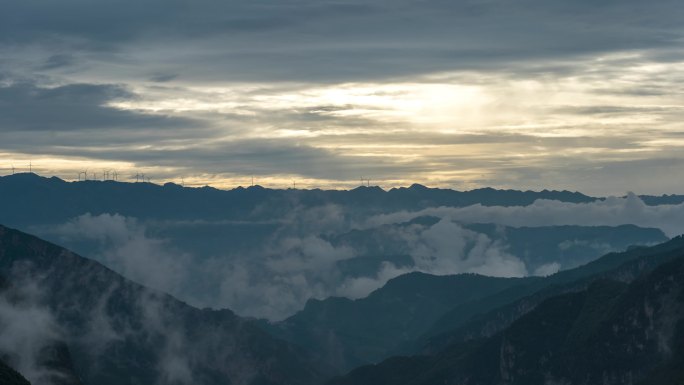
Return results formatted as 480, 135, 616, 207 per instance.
2, 173, 682, 231
0, 174, 674, 320
1, 175, 684, 384
1, 225, 684, 384
329, 240, 684, 385
268, 235, 684, 374
0, 173, 598, 227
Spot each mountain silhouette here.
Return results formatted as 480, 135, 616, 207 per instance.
266, 236, 683, 373
0, 174, 598, 227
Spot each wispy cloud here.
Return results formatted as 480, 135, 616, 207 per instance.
366, 193, 684, 238
40, 195, 672, 321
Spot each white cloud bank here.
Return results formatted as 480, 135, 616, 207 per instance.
41, 194, 679, 320
46, 212, 526, 320
366, 193, 684, 237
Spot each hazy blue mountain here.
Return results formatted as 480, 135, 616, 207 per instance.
420, 235, 684, 353
0, 174, 681, 384
0, 225, 328, 385
4, 174, 680, 230
2, 173, 667, 321
0, 174, 597, 227
466, 222, 667, 270
266, 273, 530, 372
329, 218, 668, 274
328, 241, 684, 385
269, 236, 684, 373
637, 194, 684, 206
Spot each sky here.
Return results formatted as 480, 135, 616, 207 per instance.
1, 0, 683, 195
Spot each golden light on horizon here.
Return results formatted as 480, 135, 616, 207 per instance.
3, 57, 684, 195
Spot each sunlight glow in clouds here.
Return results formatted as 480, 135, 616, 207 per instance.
4, 55, 684, 193
1, 0, 683, 194
68, 57, 683, 192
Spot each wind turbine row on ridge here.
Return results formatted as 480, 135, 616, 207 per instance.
5, 162, 32, 175
5, 166, 383, 190
134, 173, 151, 183
77, 169, 121, 181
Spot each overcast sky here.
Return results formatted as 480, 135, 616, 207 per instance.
1, 0, 683, 194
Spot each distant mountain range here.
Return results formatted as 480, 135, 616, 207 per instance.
0, 173, 608, 227
1, 173, 671, 320
327, 217, 667, 274
2, 174, 684, 384
3, 174, 682, 228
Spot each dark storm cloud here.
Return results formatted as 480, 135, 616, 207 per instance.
0, 0, 376, 45
0, 81, 193, 132
2, 0, 683, 82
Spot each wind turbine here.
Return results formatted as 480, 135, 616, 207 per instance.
112, 171, 118, 181
11, 164, 15, 175
29, 161, 32, 173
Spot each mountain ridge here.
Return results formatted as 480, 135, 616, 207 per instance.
328, 246, 684, 385
0, 224, 329, 385
0, 173, 598, 226
267, 235, 684, 374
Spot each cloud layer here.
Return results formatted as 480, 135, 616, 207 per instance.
0, 279, 63, 384
0, 0, 683, 193
3, 0, 683, 82
40, 193, 676, 320
46, 212, 528, 320
367, 193, 684, 237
